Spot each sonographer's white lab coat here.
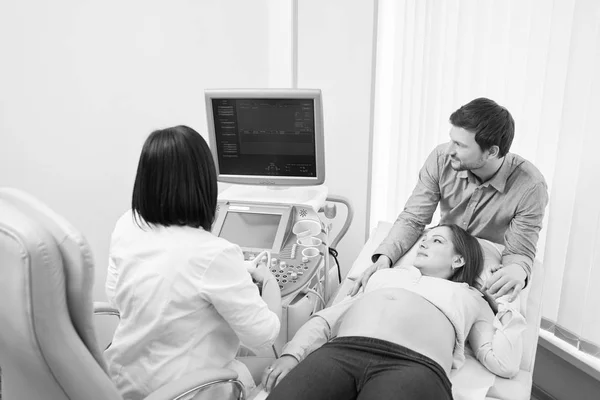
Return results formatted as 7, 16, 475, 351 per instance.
104, 210, 280, 400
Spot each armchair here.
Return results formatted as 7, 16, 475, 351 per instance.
0, 188, 244, 400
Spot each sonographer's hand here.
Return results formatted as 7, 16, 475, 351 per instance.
250, 264, 274, 285
349, 255, 392, 296
261, 355, 299, 392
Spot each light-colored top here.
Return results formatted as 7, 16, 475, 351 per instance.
374, 144, 548, 278
282, 266, 526, 377
105, 210, 280, 400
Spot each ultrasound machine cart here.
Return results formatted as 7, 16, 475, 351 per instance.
205, 89, 353, 354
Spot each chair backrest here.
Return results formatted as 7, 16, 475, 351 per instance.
0, 188, 106, 370
0, 190, 121, 400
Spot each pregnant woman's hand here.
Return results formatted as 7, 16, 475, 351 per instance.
261, 355, 299, 392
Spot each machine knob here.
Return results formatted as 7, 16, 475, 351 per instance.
279, 261, 287, 269
271, 258, 278, 266
302, 256, 309, 263
290, 272, 298, 279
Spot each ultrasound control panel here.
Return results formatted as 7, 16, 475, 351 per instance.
212, 200, 326, 297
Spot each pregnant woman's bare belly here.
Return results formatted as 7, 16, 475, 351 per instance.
337, 288, 456, 374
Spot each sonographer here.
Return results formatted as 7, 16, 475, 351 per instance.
104, 125, 281, 400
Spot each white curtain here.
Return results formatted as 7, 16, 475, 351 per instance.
371, 0, 600, 361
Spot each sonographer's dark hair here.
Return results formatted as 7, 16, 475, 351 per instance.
132, 125, 217, 231
449, 97, 515, 157
439, 224, 484, 287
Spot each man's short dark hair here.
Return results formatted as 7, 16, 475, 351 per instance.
132, 125, 217, 231
449, 98, 515, 157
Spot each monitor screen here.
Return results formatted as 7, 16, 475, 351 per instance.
218, 212, 281, 250
205, 89, 325, 186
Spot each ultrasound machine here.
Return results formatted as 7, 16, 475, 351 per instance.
205, 89, 353, 351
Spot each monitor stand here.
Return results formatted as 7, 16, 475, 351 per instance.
218, 184, 328, 212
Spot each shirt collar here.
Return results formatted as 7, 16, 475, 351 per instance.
457, 170, 469, 179
456, 156, 511, 193
484, 156, 511, 193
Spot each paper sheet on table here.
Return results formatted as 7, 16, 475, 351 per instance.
451, 356, 496, 400
248, 388, 268, 400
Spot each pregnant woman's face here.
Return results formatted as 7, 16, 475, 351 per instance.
413, 226, 460, 278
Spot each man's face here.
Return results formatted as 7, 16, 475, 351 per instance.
446, 126, 487, 171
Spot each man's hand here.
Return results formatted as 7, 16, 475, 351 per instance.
483, 263, 527, 302
261, 355, 299, 392
348, 255, 392, 296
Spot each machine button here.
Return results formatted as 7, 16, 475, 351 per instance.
302, 256, 309, 263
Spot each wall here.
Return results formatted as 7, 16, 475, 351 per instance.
533, 345, 600, 400
297, 0, 377, 277
0, 1, 376, 300
0, 0, 290, 303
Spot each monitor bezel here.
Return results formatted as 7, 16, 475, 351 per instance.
205, 88, 325, 186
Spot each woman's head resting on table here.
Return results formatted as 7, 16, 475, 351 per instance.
413, 224, 484, 287
132, 125, 218, 231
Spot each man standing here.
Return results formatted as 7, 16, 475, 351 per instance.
351, 98, 548, 301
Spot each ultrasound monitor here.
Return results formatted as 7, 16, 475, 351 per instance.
205, 89, 325, 186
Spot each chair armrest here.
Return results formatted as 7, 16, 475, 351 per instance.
93, 301, 120, 317
143, 368, 244, 400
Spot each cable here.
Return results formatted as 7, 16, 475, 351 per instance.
304, 288, 326, 314
329, 247, 342, 283
247, 250, 271, 273
254, 250, 271, 270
